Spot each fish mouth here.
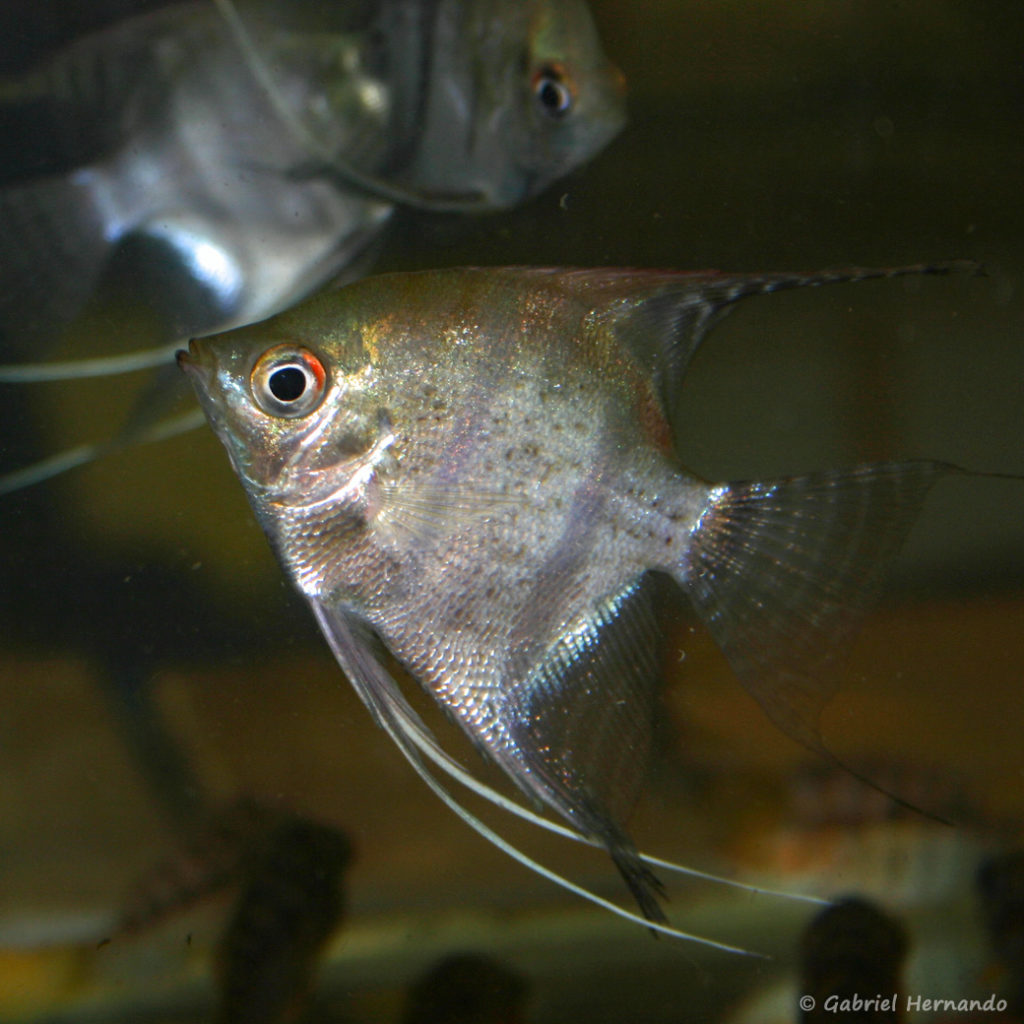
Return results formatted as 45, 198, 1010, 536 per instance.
175, 338, 201, 373
175, 338, 231, 454
176, 338, 219, 419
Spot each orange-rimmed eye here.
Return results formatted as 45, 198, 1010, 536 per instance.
250, 345, 327, 418
532, 63, 573, 118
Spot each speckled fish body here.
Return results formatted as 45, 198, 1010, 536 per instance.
0, 0, 625, 345
180, 263, 967, 928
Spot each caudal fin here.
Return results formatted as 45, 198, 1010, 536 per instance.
682, 460, 960, 757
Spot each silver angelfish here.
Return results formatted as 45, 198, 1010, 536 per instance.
179, 263, 992, 951
0, 0, 625, 346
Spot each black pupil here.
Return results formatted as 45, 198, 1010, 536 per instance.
269, 365, 307, 402
537, 77, 567, 113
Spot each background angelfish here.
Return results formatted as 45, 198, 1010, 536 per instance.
0, 0, 625, 346
179, 263, 1002, 947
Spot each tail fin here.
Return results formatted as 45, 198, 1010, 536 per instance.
681, 460, 960, 758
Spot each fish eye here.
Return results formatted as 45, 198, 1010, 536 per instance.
532, 64, 573, 118
250, 345, 328, 418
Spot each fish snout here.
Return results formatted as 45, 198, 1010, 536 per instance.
176, 338, 203, 373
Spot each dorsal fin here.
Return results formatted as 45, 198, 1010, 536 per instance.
552, 261, 978, 431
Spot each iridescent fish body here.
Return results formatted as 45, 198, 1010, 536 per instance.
180, 263, 976, 942
0, 0, 625, 345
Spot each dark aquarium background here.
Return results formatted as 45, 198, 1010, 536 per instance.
0, 1, 1022, 1021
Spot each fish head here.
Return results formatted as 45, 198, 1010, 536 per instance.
408, 0, 626, 207
177, 296, 389, 515
514, 0, 628, 192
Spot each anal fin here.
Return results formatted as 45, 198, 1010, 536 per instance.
506, 577, 669, 921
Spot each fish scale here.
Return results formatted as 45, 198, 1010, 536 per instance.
179, 261, 1010, 947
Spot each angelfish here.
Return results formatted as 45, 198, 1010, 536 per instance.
179, 263, 986, 949
0, 0, 625, 345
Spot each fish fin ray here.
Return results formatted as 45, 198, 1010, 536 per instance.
0, 341, 182, 383
374, 480, 521, 549
309, 599, 430, 739
556, 262, 978, 427
308, 599, 770, 951
310, 607, 820, 902
0, 408, 205, 496
507, 577, 668, 920
683, 460, 961, 755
